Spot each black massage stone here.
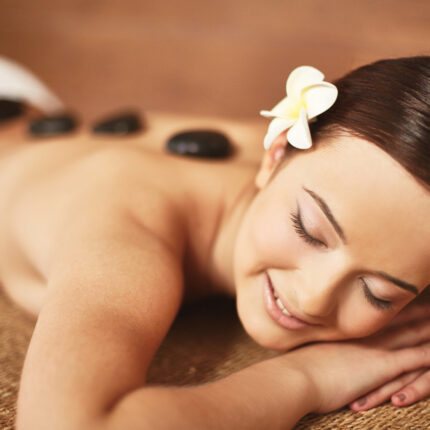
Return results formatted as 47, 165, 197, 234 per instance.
166, 130, 232, 158
29, 114, 77, 136
0, 99, 24, 121
92, 112, 142, 135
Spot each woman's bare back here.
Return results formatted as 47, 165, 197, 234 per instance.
0, 120, 257, 319
0, 136, 114, 316
0, 115, 261, 428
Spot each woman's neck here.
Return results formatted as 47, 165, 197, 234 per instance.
159, 154, 260, 303
205, 170, 258, 298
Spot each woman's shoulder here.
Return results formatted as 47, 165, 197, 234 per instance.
0, 113, 260, 294
0, 139, 177, 281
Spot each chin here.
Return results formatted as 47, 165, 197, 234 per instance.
236, 298, 312, 352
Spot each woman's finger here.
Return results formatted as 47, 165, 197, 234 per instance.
363, 318, 430, 349
296, 340, 430, 414
391, 368, 430, 407
383, 303, 430, 329
349, 369, 426, 411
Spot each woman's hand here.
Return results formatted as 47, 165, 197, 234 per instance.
349, 302, 430, 411
276, 303, 430, 414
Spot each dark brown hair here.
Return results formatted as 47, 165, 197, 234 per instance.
307, 56, 430, 190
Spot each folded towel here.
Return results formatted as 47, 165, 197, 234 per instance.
0, 56, 64, 114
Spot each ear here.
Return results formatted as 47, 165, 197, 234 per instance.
255, 131, 288, 189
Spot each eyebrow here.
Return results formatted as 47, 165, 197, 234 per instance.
372, 271, 419, 295
303, 186, 420, 296
303, 186, 348, 245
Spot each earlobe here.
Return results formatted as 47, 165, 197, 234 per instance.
255, 168, 268, 190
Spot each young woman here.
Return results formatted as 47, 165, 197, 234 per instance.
0, 56, 429, 429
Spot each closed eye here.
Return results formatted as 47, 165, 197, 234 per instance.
290, 208, 327, 248
290, 208, 394, 312
360, 278, 393, 311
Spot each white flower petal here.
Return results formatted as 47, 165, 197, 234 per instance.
286, 107, 312, 149
303, 82, 338, 119
260, 96, 292, 118
267, 96, 292, 117
286, 66, 325, 101
263, 117, 295, 150
260, 109, 277, 118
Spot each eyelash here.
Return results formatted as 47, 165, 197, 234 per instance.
290, 210, 327, 248
360, 278, 393, 311
290, 209, 393, 312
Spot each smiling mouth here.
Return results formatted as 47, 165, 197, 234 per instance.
263, 272, 320, 329
272, 288, 293, 316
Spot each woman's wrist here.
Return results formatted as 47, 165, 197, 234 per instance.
217, 354, 318, 427
102, 358, 316, 430
265, 354, 320, 416
186, 355, 318, 430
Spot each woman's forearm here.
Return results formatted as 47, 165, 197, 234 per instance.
101, 357, 313, 430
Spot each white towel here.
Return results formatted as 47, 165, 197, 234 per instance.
0, 56, 65, 114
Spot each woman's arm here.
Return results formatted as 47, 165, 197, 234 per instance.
15, 205, 186, 429
102, 358, 311, 430
99, 315, 430, 430
15, 202, 314, 430
16, 199, 430, 429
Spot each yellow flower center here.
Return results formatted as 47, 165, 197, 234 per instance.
284, 95, 307, 119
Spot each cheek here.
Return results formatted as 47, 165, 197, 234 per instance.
237, 197, 301, 276
336, 299, 393, 338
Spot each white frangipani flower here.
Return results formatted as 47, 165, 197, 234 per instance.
260, 66, 338, 150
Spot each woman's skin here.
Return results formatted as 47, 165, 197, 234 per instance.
2, 112, 430, 429
217, 132, 430, 350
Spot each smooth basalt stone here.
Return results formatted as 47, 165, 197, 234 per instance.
166, 130, 232, 158
0, 99, 24, 121
92, 112, 142, 135
29, 114, 77, 136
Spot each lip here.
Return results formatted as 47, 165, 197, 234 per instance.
263, 272, 318, 330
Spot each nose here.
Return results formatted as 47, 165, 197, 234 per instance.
295, 266, 347, 319
298, 286, 336, 318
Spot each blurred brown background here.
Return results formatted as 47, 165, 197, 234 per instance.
1, 3, 430, 428
0, 0, 429, 121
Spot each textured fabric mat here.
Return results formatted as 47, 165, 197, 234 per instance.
1, 287, 429, 429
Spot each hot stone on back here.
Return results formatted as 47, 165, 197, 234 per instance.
166, 130, 232, 158
92, 112, 142, 135
0, 99, 23, 121
29, 114, 77, 136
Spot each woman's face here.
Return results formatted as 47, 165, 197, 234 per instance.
233, 134, 430, 351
